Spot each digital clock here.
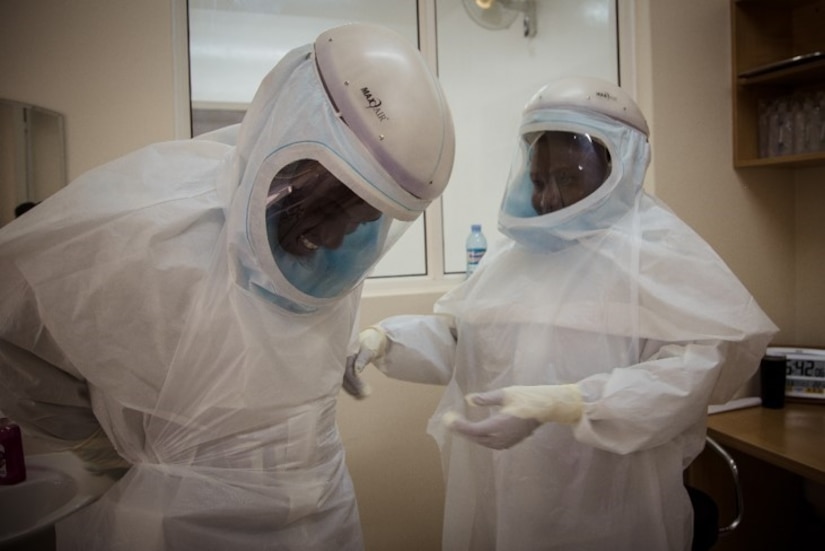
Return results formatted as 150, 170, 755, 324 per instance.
767, 347, 825, 401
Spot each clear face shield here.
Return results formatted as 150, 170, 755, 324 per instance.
265, 159, 410, 300
502, 131, 613, 218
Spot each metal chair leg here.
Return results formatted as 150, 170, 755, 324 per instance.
705, 436, 743, 535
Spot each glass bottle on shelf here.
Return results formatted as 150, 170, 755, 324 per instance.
815, 91, 825, 153
758, 99, 770, 158
768, 100, 780, 158
776, 99, 792, 157
792, 96, 807, 155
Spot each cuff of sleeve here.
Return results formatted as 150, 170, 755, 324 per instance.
362, 325, 388, 358
501, 384, 583, 424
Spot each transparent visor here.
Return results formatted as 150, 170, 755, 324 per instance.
265, 159, 410, 299
502, 131, 612, 218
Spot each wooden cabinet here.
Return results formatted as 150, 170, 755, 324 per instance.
731, 0, 825, 168
687, 404, 825, 550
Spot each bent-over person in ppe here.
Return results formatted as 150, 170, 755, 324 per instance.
0, 23, 454, 551
344, 76, 777, 550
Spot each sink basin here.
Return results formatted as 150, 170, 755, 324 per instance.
0, 452, 115, 545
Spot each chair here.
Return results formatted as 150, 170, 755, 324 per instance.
687, 436, 743, 551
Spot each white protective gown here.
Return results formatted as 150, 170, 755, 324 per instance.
373, 109, 778, 550
0, 45, 371, 550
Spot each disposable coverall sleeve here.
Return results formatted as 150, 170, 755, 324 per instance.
572, 338, 761, 455
373, 314, 458, 385
564, 211, 779, 456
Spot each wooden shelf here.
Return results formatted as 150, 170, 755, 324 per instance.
735, 152, 825, 169
737, 56, 825, 86
731, 0, 825, 168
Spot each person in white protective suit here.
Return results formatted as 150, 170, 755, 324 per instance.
344, 76, 778, 550
0, 23, 454, 550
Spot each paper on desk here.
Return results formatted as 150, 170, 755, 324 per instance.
708, 396, 761, 415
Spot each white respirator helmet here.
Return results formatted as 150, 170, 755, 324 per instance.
523, 75, 649, 138
499, 76, 651, 252
236, 23, 455, 311
315, 24, 456, 204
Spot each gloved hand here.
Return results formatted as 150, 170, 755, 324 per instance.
444, 384, 583, 450
71, 428, 131, 479
342, 327, 388, 399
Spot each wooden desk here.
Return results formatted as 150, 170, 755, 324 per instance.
707, 402, 825, 485
689, 402, 825, 550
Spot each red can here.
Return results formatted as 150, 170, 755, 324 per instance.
0, 418, 26, 485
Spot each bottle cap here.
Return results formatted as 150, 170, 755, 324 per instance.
471, 224, 481, 232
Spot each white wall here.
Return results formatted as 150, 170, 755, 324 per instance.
0, 0, 183, 181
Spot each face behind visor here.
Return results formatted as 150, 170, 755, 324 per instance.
270, 160, 382, 257
498, 76, 650, 252
266, 159, 406, 299
528, 131, 612, 215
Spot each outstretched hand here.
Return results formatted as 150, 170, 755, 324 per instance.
444, 407, 540, 450
443, 384, 583, 450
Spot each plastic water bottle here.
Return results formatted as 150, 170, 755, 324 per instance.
465, 224, 487, 278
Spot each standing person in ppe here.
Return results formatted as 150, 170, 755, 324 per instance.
345, 76, 777, 550
0, 23, 454, 550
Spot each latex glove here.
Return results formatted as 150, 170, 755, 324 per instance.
444, 384, 583, 450
342, 327, 388, 399
71, 428, 131, 479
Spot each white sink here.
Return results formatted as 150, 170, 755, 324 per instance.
0, 452, 115, 545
